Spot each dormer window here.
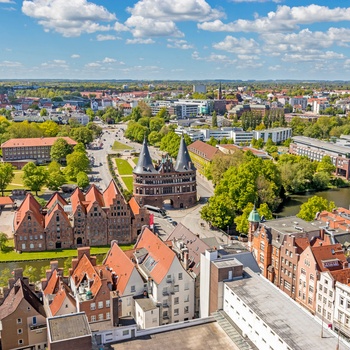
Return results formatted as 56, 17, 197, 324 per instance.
28, 215, 31, 221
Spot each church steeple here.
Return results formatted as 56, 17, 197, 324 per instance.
218, 81, 222, 100
175, 135, 195, 172
133, 137, 157, 174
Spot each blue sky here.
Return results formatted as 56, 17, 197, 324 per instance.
1, 0, 350, 80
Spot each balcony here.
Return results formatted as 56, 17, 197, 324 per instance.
162, 290, 169, 296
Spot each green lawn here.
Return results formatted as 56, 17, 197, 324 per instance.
133, 157, 139, 165
121, 176, 134, 191
115, 158, 133, 175
112, 141, 133, 151
0, 241, 134, 262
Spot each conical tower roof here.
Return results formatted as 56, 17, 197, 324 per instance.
133, 137, 157, 174
175, 135, 195, 172
248, 206, 261, 223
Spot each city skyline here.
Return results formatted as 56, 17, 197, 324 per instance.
1, 0, 350, 81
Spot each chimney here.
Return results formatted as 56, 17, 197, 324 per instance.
13, 268, 23, 281
184, 251, 189, 270
90, 256, 97, 266
77, 247, 90, 261
99, 269, 103, 279
50, 261, 59, 271
320, 229, 325, 241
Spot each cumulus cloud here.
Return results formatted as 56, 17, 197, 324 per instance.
41, 60, 68, 68
85, 62, 101, 67
125, 0, 224, 38
192, 51, 236, 64
22, 0, 116, 37
0, 0, 15, 3
102, 57, 116, 63
213, 36, 260, 55
198, 5, 350, 33
282, 50, 345, 62
167, 39, 194, 50
96, 34, 120, 41
71, 54, 80, 59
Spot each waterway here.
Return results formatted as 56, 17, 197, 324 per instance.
277, 186, 350, 217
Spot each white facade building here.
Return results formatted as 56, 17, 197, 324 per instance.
254, 127, 292, 143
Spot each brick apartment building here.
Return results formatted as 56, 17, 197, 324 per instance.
14, 180, 149, 252
1, 137, 77, 168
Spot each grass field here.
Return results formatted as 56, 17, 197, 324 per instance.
121, 176, 133, 191
0, 241, 134, 262
115, 158, 133, 175
112, 141, 133, 151
133, 157, 139, 165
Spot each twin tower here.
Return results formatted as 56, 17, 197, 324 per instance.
133, 136, 197, 209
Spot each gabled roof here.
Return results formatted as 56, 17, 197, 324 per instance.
14, 193, 44, 230
85, 184, 104, 211
104, 242, 137, 295
174, 135, 195, 172
71, 254, 102, 298
294, 237, 310, 254
0, 279, 46, 320
188, 140, 221, 162
70, 187, 86, 214
168, 223, 209, 276
45, 192, 67, 210
134, 227, 175, 284
43, 269, 60, 295
330, 268, 350, 285
45, 203, 70, 227
129, 197, 140, 215
133, 137, 157, 174
49, 284, 76, 317
103, 180, 124, 208
311, 243, 346, 272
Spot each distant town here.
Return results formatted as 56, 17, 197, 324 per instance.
1, 80, 350, 350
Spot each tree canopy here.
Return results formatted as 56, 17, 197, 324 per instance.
0, 162, 14, 196
297, 196, 336, 221
22, 162, 48, 195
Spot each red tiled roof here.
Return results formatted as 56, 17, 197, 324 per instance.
14, 193, 44, 230
312, 243, 346, 272
49, 284, 76, 316
85, 184, 104, 211
1, 137, 77, 148
134, 228, 175, 284
294, 237, 310, 254
330, 268, 350, 285
188, 140, 221, 161
104, 242, 136, 295
0, 197, 14, 206
103, 180, 123, 208
45, 192, 67, 209
71, 254, 102, 298
44, 203, 70, 227
43, 269, 60, 295
70, 187, 86, 214
129, 197, 140, 215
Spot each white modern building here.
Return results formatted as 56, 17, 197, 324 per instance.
254, 127, 292, 143
193, 84, 207, 94
223, 268, 349, 350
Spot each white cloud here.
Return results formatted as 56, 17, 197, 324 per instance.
0, 61, 22, 67
96, 34, 120, 41
125, 0, 224, 38
126, 38, 155, 44
22, 0, 116, 37
102, 57, 116, 63
213, 36, 260, 55
85, 62, 101, 67
41, 60, 68, 68
71, 54, 80, 59
192, 51, 236, 64
167, 39, 194, 50
0, 0, 15, 3
282, 50, 345, 62
268, 65, 281, 71
231, 0, 281, 2
198, 5, 350, 33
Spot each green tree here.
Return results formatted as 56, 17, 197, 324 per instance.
22, 162, 48, 195
0, 162, 14, 196
150, 117, 165, 132
317, 156, 336, 175
70, 127, 93, 145
46, 161, 66, 190
40, 108, 48, 117
76, 171, 89, 189
50, 138, 73, 164
148, 131, 162, 145
297, 196, 335, 221
23, 265, 38, 283
39, 120, 59, 136
65, 151, 90, 179
0, 232, 8, 251
0, 268, 12, 287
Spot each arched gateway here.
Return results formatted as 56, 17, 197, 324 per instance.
133, 136, 197, 209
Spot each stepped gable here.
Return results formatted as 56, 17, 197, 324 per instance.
70, 187, 86, 214
175, 135, 195, 172
45, 192, 67, 210
14, 193, 44, 230
104, 241, 135, 294
103, 180, 124, 207
134, 227, 175, 284
133, 137, 157, 174
85, 184, 105, 210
